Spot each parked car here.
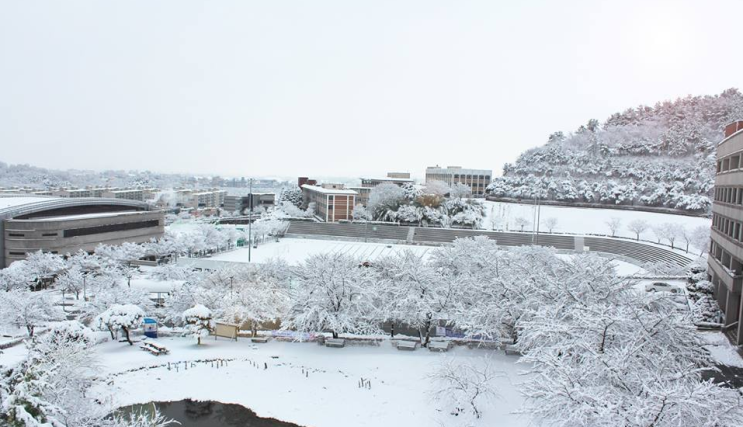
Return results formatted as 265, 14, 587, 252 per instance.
645, 282, 681, 294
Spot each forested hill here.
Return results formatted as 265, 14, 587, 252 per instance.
487, 88, 743, 214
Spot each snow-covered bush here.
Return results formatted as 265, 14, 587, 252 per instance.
183, 304, 214, 345
352, 204, 371, 221
95, 304, 145, 345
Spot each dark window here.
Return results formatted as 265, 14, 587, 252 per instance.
63, 219, 160, 238
8, 233, 24, 237
9, 252, 25, 256
42, 233, 58, 237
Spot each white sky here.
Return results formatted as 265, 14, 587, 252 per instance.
1, 0, 742, 180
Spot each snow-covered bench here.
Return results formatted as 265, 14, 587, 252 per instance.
504, 344, 521, 356
325, 338, 346, 348
428, 340, 450, 352
251, 336, 270, 343
140, 341, 169, 356
397, 340, 418, 351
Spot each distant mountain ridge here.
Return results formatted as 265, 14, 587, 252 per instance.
487, 88, 743, 213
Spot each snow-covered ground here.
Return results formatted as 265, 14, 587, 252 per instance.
701, 331, 743, 368
481, 200, 710, 244
206, 238, 435, 265
93, 337, 530, 427
189, 238, 648, 275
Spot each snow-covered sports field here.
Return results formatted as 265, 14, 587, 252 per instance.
192, 238, 644, 275
92, 337, 529, 427
481, 200, 710, 241
208, 238, 435, 265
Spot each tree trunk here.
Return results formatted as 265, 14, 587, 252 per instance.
122, 326, 133, 345
332, 331, 338, 339
251, 322, 258, 338
27, 325, 34, 337
108, 326, 116, 340
197, 336, 202, 345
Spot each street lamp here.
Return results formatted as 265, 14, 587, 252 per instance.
248, 178, 253, 263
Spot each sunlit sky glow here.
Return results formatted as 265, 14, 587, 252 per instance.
1, 0, 741, 180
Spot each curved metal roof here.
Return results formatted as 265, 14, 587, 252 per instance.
0, 194, 152, 220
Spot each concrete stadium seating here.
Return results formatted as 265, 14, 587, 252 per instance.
286, 221, 693, 267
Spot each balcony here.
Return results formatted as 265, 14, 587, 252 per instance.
709, 255, 743, 293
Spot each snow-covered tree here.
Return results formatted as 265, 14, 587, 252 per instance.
183, 304, 214, 345
24, 250, 65, 281
542, 217, 558, 233
0, 262, 31, 292
218, 269, 289, 337
605, 217, 622, 237
0, 289, 62, 337
429, 357, 500, 422
690, 226, 710, 255
423, 180, 450, 197
627, 218, 649, 240
1, 321, 98, 427
283, 253, 378, 339
278, 186, 303, 207
95, 304, 145, 345
55, 265, 85, 300
513, 216, 530, 232
376, 250, 457, 346
367, 183, 405, 221
449, 182, 472, 198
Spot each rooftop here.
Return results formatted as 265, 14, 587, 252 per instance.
360, 177, 414, 182
301, 184, 358, 195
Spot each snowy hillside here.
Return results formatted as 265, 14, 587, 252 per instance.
487, 89, 743, 214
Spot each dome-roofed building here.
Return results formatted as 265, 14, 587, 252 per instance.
1, 194, 164, 267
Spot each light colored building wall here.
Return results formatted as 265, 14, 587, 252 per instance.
424, 166, 492, 196
4, 211, 164, 267
709, 123, 743, 344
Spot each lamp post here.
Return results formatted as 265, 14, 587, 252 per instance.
248, 178, 253, 263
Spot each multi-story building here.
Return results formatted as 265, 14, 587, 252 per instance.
425, 165, 492, 196
175, 189, 227, 208
101, 189, 145, 202
1, 195, 164, 268
301, 184, 357, 222
709, 120, 743, 345
224, 193, 275, 213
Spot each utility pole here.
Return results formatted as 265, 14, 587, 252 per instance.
535, 196, 541, 245
248, 178, 253, 263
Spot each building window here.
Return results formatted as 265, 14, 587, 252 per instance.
8, 233, 24, 237
63, 219, 160, 238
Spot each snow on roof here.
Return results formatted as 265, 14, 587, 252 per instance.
0, 194, 151, 220
301, 184, 358, 195
360, 177, 415, 182
0, 195, 56, 210
16, 211, 143, 222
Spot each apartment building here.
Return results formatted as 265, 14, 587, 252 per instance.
425, 166, 492, 196
709, 120, 743, 345
173, 189, 227, 208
